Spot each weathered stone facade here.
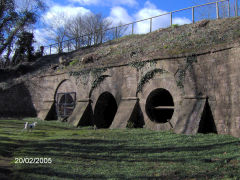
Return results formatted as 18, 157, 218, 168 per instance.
1, 17, 240, 137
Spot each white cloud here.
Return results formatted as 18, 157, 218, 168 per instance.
70, 0, 99, 5
69, 0, 138, 7
107, 6, 133, 26
105, 2, 192, 36
172, 17, 191, 25
134, 2, 169, 34
133, 1, 191, 34
34, 4, 91, 48
33, 28, 57, 51
42, 5, 91, 27
135, 1, 167, 19
105, 6, 134, 36
34, 28, 49, 46
36, 1, 192, 51
112, 0, 138, 7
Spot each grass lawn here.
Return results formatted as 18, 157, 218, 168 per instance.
0, 118, 240, 180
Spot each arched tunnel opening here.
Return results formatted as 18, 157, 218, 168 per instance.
198, 99, 217, 134
93, 92, 118, 128
145, 88, 174, 123
56, 92, 76, 121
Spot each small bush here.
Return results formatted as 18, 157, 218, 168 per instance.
126, 121, 135, 128
69, 59, 79, 66
171, 24, 179, 28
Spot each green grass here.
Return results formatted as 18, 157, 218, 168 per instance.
171, 24, 179, 28
0, 118, 240, 179
69, 59, 79, 66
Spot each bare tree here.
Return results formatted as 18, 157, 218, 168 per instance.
82, 13, 112, 46
49, 12, 127, 53
65, 13, 112, 49
65, 15, 86, 49
115, 22, 129, 39
47, 12, 68, 53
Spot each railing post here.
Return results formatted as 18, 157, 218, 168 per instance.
170, 12, 173, 26
228, 0, 230, 17
132, 23, 134, 35
101, 29, 103, 43
216, 2, 219, 19
236, 0, 238, 16
192, 7, 195, 23
88, 34, 91, 46
76, 37, 78, 49
150, 18, 152, 32
59, 42, 62, 54
115, 27, 118, 39
67, 40, 70, 52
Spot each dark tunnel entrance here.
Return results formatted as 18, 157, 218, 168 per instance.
145, 88, 174, 123
93, 92, 118, 128
198, 100, 217, 134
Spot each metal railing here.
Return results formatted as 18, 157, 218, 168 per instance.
43, 0, 233, 55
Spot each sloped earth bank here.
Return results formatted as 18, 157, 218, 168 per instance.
2, 17, 240, 88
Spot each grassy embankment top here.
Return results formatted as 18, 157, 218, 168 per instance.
64, 16, 240, 70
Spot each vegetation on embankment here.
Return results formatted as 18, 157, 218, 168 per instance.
65, 16, 240, 70
0, 118, 239, 179
2, 16, 240, 89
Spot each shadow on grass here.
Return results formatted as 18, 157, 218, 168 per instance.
14, 136, 239, 179
14, 167, 106, 179
14, 138, 240, 164
11, 138, 239, 179
0, 137, 22, 157
1, 119, 239, 179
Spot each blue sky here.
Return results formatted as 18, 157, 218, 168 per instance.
35, 0, 232, 48
65, 0, 194, 16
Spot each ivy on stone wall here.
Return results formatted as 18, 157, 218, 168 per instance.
69, 68, 91, 77
176, 69, 185, 88
69, 59, 157, 85
69, 67, 108, 86
129, 61, 147, 71
69, 69, 91, 86
150, 60, 157, 67
137, 69, 168, 93
129, 60, 157, 71
175, 55, 197, 88
91, 67, 107, 79
69, 67, 109, 97
89, 75, 110, 97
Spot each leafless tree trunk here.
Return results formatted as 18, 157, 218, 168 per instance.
49, 12, 128, 53
66, 15, 85, 49
47, 13, 68, 53
114, 22, 129, 39
65, 13, 112, 49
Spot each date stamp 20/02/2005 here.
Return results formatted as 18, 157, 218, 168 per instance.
15, 157, 52, 164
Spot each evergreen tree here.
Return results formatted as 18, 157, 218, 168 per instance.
12, 31, 35, 65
